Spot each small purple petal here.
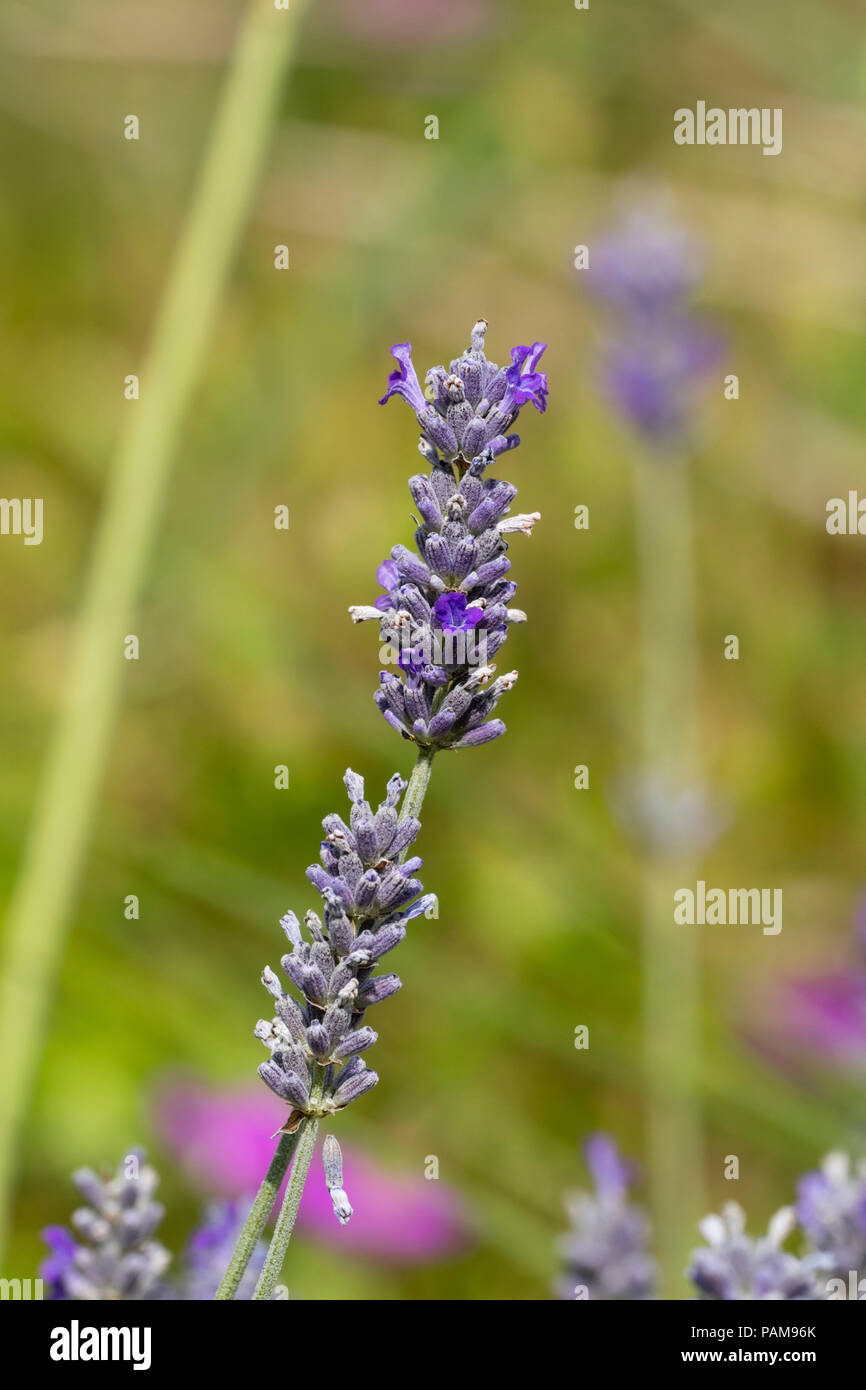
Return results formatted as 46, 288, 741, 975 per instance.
379, 342, 426, 412
376, 558, 400, 591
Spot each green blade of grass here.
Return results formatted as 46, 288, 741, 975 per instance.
0, 0, 310, 1259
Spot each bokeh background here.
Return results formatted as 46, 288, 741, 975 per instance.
2, 0, 866, 1299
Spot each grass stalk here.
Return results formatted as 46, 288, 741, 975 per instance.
0, 0, 309, 1259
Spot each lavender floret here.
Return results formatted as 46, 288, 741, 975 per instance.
322, 1134, 353, 1226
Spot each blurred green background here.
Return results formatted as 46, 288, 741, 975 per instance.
2, 0, 866, 1299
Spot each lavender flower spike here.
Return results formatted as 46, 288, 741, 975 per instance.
41, 1149, 171, 1301
219, 325, 546, 1302
353, 320, 549, 751
256, 768, 434, 1123
555, 1134, 657, 1300
687, 1203, 818, 1300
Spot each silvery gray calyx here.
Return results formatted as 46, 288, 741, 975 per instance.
687, 1203, 818, 1300
40, 1149, 170, 1300
349, 320, 548, 751
555, 1134, 658, 1300
255, 769, 435, 1119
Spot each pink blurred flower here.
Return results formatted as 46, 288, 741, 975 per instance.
783, 972, 866, 1062
747, 897, 866, 1071
295, 1145, 470, 1262
154, 1080, 471, 1264
327, 0, 491, 45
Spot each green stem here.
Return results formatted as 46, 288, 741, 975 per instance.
398, 745, 436, 850
634, 452, 704, 1296
214, 1128, 302, 1301
0, 0, 309, 1261
252, 1071, 323, 1301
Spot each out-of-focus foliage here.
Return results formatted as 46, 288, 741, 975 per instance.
2, 0, 866, 1298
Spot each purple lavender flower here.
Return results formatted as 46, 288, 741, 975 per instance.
555, 1134, 657, 1300
40, 1150, 171, 1301
183, 1201, 266, 1300
433, 591, 484, 634
41, 1226, 78, 1300
374, 559, 401, 613
797, 1151, 866, 1287
687, 1203, 818, 1300
256, 769, 435, 1120
352, 320, 545, 751
586, 196, 720, 448
378, 342, 427, 413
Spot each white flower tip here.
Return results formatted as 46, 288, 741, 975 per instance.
767, 1206, 796, 1246
348, 605, 381, 624
722, 1202, 746, 1236
497, 511, 542, 536
698, 1213, 726, 1247
330, 1188, 353, 1226
823, 1150, 850, 1183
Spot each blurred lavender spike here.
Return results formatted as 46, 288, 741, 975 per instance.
41, 1149, 171, 1301
797, 1151, 866, 1287
687, 1202, 818, 1300
353, 320, 548, 750
184, 1200, 267, 1300
586, 190, 721, 449
555, 1134, 658, 1300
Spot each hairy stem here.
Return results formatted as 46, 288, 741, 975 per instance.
252, 1069, 324, 1301
214, 1128, 302, 1301
398, 745, 436, 845
0, 0, 310, 1260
